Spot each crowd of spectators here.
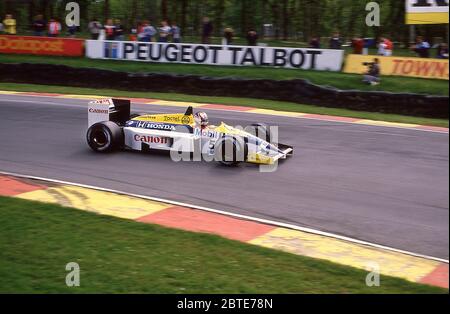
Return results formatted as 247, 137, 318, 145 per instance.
84, 15, 261, 47
308, 31, 448, 59
87, 17, 181, 43
1, 13, 448, 60
0, 14, 68, 37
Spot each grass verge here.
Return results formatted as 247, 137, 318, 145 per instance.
0, 196, 446, 293
0, 82, 447, 128
0, 54, 448, 96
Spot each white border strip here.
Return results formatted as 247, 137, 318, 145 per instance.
1, 170, 448, 264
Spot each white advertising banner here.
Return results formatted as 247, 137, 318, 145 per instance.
405, 0, 449, 24
86, 40, 344, 72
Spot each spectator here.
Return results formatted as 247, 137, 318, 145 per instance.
436, 43, 448, 59
363, 38, 375, 55
223, 27, 234, 45
104, 19, 115, 40
411, 36, 431, 58
309, 36, 321, 49
114, 19, 125, 41
129, 27, 138, 41
137, 21, 144, 36
246, 29, 258, 46
3, 14, 16, 35
32, 14, 46, 36
329, 32, 342, 49
67, 24, 77, 37
0, 21, 4, 34
362, 58, 381, 86
47, 18, 61, 37
351, 36, 364, 54
171, 21, 181, 43
378, 36, 393, 56
202, 17, 213, 44
130, 21, 143, 41
158, 20, 171, 42
88, 18, 102, 40
137, 20, 156, 42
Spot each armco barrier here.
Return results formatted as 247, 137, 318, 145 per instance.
0, 63, 448, 119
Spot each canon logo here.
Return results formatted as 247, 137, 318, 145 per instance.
89, 108, 109, 114
134, 134, 169, 144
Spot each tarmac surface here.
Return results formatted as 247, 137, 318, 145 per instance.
0, 94, 448, 259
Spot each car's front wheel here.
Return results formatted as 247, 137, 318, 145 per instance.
86, 121, 124, 153
214, 136, 248, 166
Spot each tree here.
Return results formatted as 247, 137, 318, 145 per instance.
241, 0, 248, 36
28, 0, 35, 24
104, 0, 110, 20
282, 0, 288, 40
181, 0, 188, 31
271, 0, 281, 39
215, 0, 225, 35
6, 0, 448, 44
161, 0, 168, 20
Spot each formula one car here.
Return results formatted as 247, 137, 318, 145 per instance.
86, 98, 293, 166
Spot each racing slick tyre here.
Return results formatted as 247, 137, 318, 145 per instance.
86, 121, 124, 153
246, 123, 272, 143
214, 136, 248, 166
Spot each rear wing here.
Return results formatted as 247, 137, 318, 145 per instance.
88, 98, 130, 127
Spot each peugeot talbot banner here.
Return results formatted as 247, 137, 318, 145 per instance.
405, 0, 449, 24
85, 40, 345, 72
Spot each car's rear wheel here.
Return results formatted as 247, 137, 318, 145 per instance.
214, 136, 248, 166
87, 121, 123, 153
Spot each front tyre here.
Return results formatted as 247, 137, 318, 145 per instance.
86, 121, 124, 153
214, 136, 248, 166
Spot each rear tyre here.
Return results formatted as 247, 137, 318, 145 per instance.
86, 121, 124, 153
214, 136, 248, 166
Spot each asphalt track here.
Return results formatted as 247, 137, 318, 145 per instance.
0, 94, 448, 259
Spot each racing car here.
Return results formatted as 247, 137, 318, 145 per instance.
86, 98, 293, 166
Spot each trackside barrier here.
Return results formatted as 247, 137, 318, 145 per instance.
85, 40, 345, 71
0, 35, 84, 57
0, 63, 447, 119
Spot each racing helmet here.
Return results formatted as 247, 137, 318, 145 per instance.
194, 112, 209, 127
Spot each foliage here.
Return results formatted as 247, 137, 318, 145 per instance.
1, 0, 447, 43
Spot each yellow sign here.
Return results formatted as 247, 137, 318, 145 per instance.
344, 54, 449, 80
405, 0, 449, 24
133, 113, 194, 125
